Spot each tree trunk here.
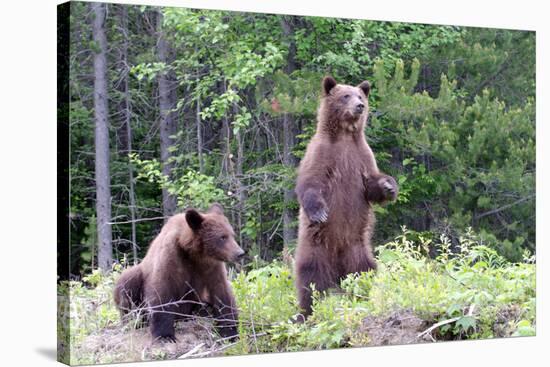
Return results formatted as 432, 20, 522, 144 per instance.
280, 16, 298, 248
196, 96, 204, 173
234, 104, 246, 248
221, 81, 232, 178
157, 10, 177, 218
118, 5, 138, 264
91, 2, 113, 271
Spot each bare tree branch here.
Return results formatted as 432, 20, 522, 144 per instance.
474, 195, 535, 221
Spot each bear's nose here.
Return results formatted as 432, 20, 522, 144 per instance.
236, 249, 245, 259
355, 103, 365, 113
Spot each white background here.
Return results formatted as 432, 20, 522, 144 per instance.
0, 0, 547, 365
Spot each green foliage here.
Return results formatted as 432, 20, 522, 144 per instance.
64, 230, 534, 363
63, 228, 536, 362
68, 3, 535, 276
58, 266, 123, 365
79, 216, 96, 271
66, 5, 536, 364
131, 153, 226, 210
369, 58, 535, 261
228, 228, 535, 354
130, 62, 167, 81
261, 70, 321, 117
512, 320, 536, 337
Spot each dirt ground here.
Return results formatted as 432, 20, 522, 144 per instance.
73, 319, 224, 364
360, 305, 527, 346
73, 306, 527, 364
360, 310, 433, 346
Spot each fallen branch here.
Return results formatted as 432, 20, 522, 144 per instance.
416, 317, 460, 340
178, 343, 205, 359
417, 304, 476, 340
184, 341, 240, 358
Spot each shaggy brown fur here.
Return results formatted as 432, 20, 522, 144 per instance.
114, 204, 244, 342
294, 76, 398, 317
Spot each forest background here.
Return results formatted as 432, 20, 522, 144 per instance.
54, 1, 538, 363
67, 2, 535, 275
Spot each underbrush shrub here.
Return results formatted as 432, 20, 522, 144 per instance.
61, 228, 535, 362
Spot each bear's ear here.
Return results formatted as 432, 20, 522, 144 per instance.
322, 76, 337, 96
185, 209, 204, 231
207, 203, 224, 215
358, 80, 371, 97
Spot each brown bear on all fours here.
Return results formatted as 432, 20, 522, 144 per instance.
294, 76, 398, 318
114, 204, 245, 342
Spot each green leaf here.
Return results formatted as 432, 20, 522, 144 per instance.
456, 315, 476, 332
512, 320, 535, 337
403, 158, 414, 166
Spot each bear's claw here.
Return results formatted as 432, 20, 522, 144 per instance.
380, 177, 398, 201
155, 335, 177, 343
309, 207, 329, 223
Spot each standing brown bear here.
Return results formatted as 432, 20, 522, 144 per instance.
114, 204, 244, 342
294, 76, 398, 317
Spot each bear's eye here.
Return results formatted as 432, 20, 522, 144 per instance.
344, 94, 350, 99
220, 235, 227, 241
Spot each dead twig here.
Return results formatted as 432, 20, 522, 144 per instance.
474, 195, 534, 221
185, 341, 240, 358
416, 304, 476, 340
108, 216, 168, 225
178, 342, 206, 359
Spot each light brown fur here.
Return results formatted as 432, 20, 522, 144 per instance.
114, 204, 244, 341
294, 76, 398, 317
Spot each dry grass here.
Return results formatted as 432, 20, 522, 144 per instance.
72, 319, 224, 364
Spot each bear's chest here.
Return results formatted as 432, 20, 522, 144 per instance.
325, 144, 366, 187
322, 144, 371, 231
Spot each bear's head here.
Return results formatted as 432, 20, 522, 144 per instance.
182, 203, 245, 263
318, 75, 371, 134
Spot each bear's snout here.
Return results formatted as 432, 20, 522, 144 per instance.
230, 246, 245, 262
235, 249, 245, 260
225, 238, 245, 261
355, 103, 365, 114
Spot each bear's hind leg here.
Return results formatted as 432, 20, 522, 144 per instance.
295, 254, 335, 318
114, 266, 144, 320
339, 244, 377, 282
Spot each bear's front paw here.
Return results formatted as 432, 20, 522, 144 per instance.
379, 176, 398, 201
302, 189, 329, 223
154, 334, 178, 343
308, 206, 329, 224
291, 313, 307, 324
